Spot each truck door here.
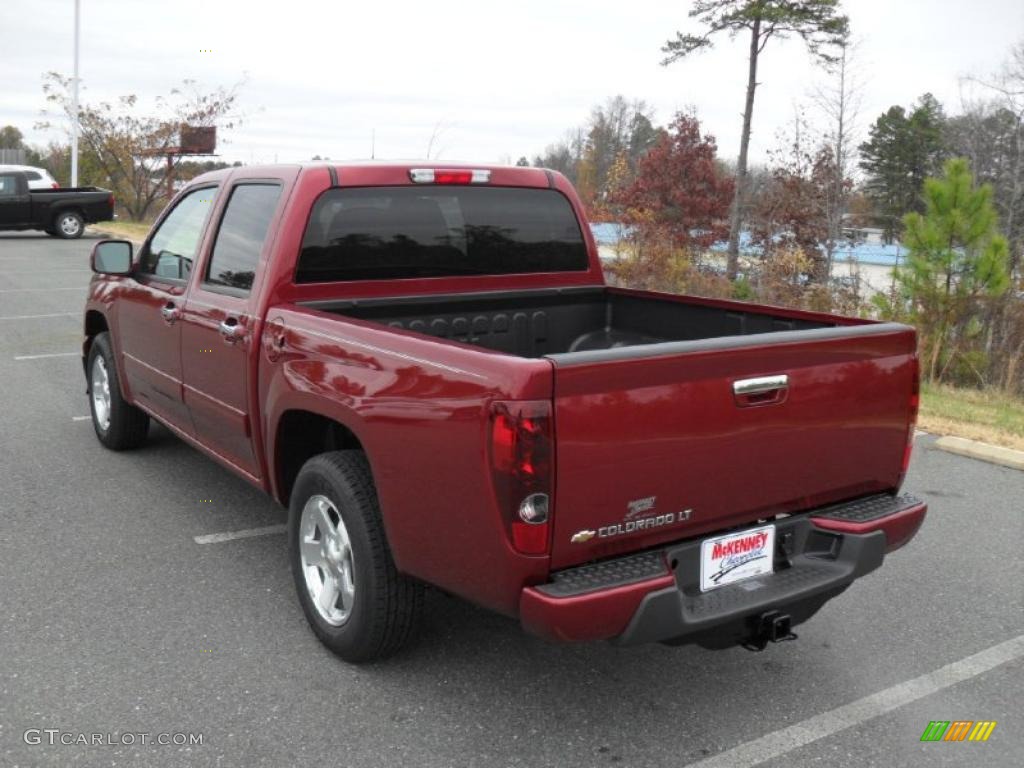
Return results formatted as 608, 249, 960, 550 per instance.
181, 182, 283, 481
118, 185, 219, 433
0, 173, 31, 225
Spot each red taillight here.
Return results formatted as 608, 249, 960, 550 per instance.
409, 168, 491, 184
899, 357, 921, 484
109, 194, 115, 209
52, 182, 60, 189
490, 401, 553, 555
434, 170, 473, 184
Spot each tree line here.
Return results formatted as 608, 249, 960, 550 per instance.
516, 7, 1022, 396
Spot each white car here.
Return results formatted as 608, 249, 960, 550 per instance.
0, 164, 59, 190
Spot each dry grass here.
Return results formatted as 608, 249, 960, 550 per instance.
89, 220, 153, 244
919, 383, 1024, 451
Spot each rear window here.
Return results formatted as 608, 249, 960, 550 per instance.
24, 171, 41, 181
296, 186, 588, 282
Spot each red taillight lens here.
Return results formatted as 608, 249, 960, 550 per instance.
52, 182, 60, 189
434, 170, 473, 184
490, 401, 553, 555
899, 357, 920, 484
109, 194, 115, 209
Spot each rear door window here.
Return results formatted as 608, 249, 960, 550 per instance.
297, 186, 588, 282
204, 183, 282, 293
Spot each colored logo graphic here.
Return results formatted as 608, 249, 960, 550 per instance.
920, 721, 997, 742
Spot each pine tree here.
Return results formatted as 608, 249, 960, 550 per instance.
859, 94, 946, 241
897, 158, 1011, 381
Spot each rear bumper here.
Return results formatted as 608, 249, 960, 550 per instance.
520, 493, 926, 646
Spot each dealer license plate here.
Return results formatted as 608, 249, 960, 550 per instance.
699, 524, 776, 592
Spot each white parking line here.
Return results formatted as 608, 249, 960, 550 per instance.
72, 415, 91, 421
194, 525, 287, 545
0, 269, 91, 275
684, 633, 1024, 768
14, 352, 79, 360
0, 312, 79, 321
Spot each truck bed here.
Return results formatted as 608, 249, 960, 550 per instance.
302, 285, 915, 570
302, 286, 857, 359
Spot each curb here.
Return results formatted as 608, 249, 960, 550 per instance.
934, 436, 1024, 471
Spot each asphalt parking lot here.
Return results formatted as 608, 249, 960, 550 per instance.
1, 230, 1021, 768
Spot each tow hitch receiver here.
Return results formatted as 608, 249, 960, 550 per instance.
743, 611, 798, 652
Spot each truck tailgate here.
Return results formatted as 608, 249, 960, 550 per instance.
547, 324, 917, 569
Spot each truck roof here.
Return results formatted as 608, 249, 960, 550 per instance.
189, 161, 553, 188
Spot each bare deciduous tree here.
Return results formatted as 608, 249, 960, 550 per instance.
38, 72, 245, 221
810, 39, 864, 275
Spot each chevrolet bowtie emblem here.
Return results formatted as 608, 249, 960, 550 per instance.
570, 530, 596, 544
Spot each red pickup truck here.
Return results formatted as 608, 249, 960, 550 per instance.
84, 162, 926, 662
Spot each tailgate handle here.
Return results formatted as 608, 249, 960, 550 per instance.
733, 375, 789, 406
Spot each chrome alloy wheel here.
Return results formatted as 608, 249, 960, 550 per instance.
91, 355, 111, 431
60, 214, 81, 236
300, 494, 356, 626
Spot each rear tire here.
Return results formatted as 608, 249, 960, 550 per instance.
54, 210, 84, 239
289, 451, 424, 662
87, 332, 149, 450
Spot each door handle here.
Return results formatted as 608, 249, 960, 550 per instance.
264, 319, 287, 362
219, 317, 243, 343
160, 303, 179, 324
733, 375, 789, 407
733, 375, 789, 396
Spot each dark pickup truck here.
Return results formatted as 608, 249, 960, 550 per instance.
83, 162, 926, 662
0, 170, 114, 238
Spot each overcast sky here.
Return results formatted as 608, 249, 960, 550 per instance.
2, 0, 1022, 168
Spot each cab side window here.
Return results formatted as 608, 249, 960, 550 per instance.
204, 183, 282, 293
0, 174, 19, 196
137, 186, 218, 281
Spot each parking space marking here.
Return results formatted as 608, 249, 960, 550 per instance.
14, 352, 79, 360
72, 415, 91, 421
685, 633, 1024, 768
0, 312, 79, 321
194, 525, 287, 544
0, 269, 91, 274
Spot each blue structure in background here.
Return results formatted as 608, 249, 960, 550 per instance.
830, 241, 905, 267
589, 223, 905, 268
589, 222, 632, 247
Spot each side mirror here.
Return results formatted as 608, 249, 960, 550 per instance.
91, 239, 133, 275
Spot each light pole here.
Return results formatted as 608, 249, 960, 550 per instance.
71, 0, 80, 187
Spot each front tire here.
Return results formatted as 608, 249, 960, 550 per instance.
87, 332, 150, 450
289, 451, 424, 662
54, 211, 84, 239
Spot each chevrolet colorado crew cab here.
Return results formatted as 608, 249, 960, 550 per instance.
0, 169, 114, 238
84, 162, 927, 662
